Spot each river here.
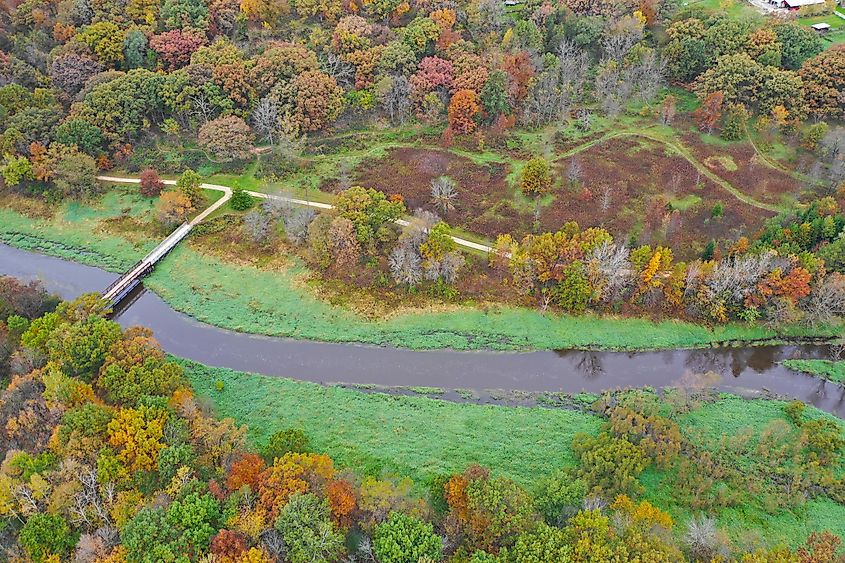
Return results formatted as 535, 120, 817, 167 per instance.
2, 243, 844, 416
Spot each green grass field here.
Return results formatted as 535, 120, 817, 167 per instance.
0, 190, 838, 351
183, 359, 845, 546
783, 359, 845, 383
182, 359, 602, 484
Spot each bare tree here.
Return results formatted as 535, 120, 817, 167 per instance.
524, 71, 565, 126
336, 160, 354, 192
389, 244, 423, 286
75, 0, 94, 24
262, 198, 292, 219
474, 0, 506, 34
600, 185, 613, 212
684, 515, 721, 560
587, 241, 632, 303
381, 75, 412, 126
582, 496, 607, 511
399, 209, 440, 251
557, 39, 590, 103
817, 127, 845, 190
70, 468, 115, 535
320, 53, 355, 89
567, 158, 582, 185
284, 208, 317, 244
629, 51, 665, 103
660, 95, 677, 126
188, 91, 218, 125
523, 42, 587, 126
260, 529, 287, 560
252, 96, 280, 146
425, 251, 465, 284
576, 109, 592, 131
704, 251, 782, 303
243, 210, 273, 245
803, 273, 845, 326
430, 176, 458, 213
594, 62, 632, 118
601, 16, 644, 62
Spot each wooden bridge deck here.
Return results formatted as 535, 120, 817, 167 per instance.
101, 222, 192, 305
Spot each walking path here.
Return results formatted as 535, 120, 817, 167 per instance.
97, 176, 497, 254
554, 130, 785, 213
99, 126, 799, 258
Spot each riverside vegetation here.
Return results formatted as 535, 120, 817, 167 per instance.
0, 278, 844, 560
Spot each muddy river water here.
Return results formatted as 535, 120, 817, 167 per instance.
2, 243, 844, 416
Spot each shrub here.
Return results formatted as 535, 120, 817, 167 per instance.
520, 157, 552, 195
262, 428, 310, 462
156, 191, 194, 227
784, 400, 805, 426
139, 168, 164, 197
230, 188, 255, 211
554, 261, 591, 313
373, 512, 442, 563
711, 202, 724, 219
534, 469, 587, 525
572, 431, 649, 498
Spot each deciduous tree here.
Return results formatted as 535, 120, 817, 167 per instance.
447, 89, 479, 135
693, 91, 724, 134
198, 116, 254, 161
156, 191, 194, 226
139, 168, 164, 197
372, 512, 442, 563
800, 48, 845, 120
520, 156, 552, 195
150, 30, 206, 71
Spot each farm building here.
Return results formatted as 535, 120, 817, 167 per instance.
773, 0, 825, 9
811, 22, 832, 32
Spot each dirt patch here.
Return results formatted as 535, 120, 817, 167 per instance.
682, 134, 804, 206
353, 147, 528, 239
547, 137, 775, 259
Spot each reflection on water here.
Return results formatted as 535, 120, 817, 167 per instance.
573, 352, 604, 379
2, 243, 844, 417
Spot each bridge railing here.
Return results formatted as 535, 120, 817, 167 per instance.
101, 222, 192, 305
102, 259, 144, 298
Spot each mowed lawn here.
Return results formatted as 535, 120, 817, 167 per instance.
799, 11, 845, 46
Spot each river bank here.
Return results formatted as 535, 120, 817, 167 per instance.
183, 359, 845, 546
0, 190, 839, 352
3, 230, 844, 546
783, 359, 845, 384
4, 242, 845, 416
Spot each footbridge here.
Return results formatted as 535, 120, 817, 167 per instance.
96, 176, 232, 308
95, 172, 495, 308
101, 222, 193, 305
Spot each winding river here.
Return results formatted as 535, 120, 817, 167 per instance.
3, 243, 845, 416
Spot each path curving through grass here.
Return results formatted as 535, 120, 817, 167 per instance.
552, 129, 786, 213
